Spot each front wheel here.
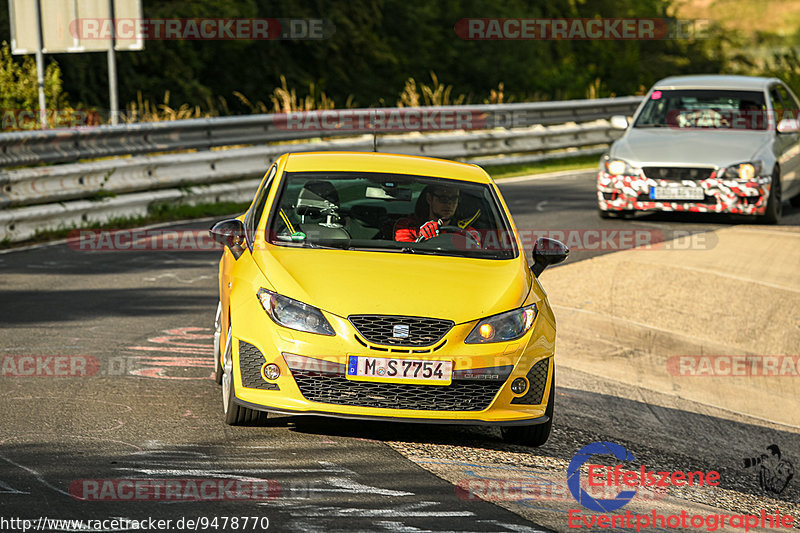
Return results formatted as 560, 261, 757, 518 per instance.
757, 171, 782, 224
222, 326, 267, 426
501, 367, 555, 447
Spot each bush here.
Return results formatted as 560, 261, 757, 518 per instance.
0, 40, 72, 129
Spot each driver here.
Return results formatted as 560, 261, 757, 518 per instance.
394, 185, 480, 244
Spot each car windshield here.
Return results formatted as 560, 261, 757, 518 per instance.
265, 171, 517, 259
634, 89, 768, 130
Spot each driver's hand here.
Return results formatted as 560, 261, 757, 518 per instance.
418, 219, 441, 241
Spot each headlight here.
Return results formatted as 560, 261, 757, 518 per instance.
465, 304, 538, 344
723, 161, 762, 180
603, 157, 638, 176
257, 288, 335, 336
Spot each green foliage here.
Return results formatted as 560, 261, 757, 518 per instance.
759, 49, 800, 97
0, 0, 794, 120
0, 41, 71, 120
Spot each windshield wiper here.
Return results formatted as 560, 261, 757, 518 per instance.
274, 239, 349, 250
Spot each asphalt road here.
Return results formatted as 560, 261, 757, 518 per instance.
1, 170, 798, 532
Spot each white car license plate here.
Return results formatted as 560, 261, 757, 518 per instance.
649, 186, 705, 201
346, 356, 452, 385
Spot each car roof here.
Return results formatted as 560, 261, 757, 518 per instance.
651, 75, 782, 91
282, 151, 492, 184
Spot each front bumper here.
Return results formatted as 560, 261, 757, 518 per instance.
228, 302, 556, 425
597, 170, 773, 215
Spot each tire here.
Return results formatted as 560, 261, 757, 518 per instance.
222, 326, 267, 426
213, 302, 223, 385
758, 171, 782, 224
598, 208, 611, 219
501, 366, 554, 447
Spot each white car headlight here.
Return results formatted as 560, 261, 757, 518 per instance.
257, 289, 335, 336
607, 160, 628, 175
465, 304, 538, 344
603, 158, 638, 176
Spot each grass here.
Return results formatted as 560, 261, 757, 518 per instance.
674, 0, 800, 37
486, 154, 600, 180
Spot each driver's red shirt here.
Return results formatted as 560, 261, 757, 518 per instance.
394, 217, 479, 243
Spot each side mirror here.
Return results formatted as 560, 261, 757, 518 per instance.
777, 118, 800, 134
531, 237, 569, 277
610, 115, 629, 130
210, 218, 246, 259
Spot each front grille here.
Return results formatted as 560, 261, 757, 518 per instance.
238, 340, 279, 390
349, 315, 453, 347
291, 371, 501, 411
642, 167, 714, 181
511, 358, 550, 405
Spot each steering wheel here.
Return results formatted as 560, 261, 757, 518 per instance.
416, 225, 480, 248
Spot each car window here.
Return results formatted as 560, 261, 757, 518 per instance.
244, 164, 277, 248
634, 89, 768, 130
771, 85, 799, 125
266, 171, 517, 259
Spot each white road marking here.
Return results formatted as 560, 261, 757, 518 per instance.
142, 272, 213, 284
290, 501, 474, 518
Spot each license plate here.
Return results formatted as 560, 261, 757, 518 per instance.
649, 186, 705, 200
346, 356, 452, 385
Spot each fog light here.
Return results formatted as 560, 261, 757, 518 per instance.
510, 377, 528, 395
263, 364, 281, 380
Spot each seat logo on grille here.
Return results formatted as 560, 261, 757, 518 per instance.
392, 324, 410, 338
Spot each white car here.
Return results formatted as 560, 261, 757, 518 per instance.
598, 75, 800, 223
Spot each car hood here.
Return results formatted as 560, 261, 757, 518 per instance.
612, 129, 772, 167
253, 247, 533, 324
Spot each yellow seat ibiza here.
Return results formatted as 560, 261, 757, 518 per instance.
210, 152, 568, 446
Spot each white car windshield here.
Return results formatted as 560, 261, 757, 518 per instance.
266, 171, 517, 259
634, 89, 768, 130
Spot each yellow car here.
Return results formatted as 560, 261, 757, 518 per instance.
209, 152, 568, 446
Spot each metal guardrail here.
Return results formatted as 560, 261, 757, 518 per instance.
0, 96, 642, 167
0, 121, 622, 209
0, 97, 644, 243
